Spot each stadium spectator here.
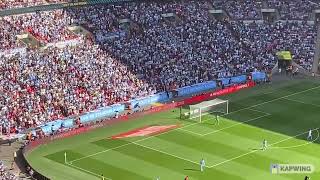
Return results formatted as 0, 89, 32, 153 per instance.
0, 39, 155, 133
267, 0, 320, 20
0, 1, 316, 135
213, 0, 263, 20
230, 21, 316, 71
0, 0, 44, 10
0, 9, 76, 49
0, 161, 18, 180
0, 0, 72, 10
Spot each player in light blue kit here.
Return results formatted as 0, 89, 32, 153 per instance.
200, 158, 206, 172
307, 129, 313, 141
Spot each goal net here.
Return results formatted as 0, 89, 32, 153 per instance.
180, 99, 229, 122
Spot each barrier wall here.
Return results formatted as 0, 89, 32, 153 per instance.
176, 81, 216, 97
129, 92, 172, 109
182, 81, 255, 105
31, 72, 265, 135
33, 104, 125, 135
230, 75, 247, 84
80, 104, 125, 123
219, 78, 231, 86
252, 72, 267, 81
218, 75, 247, 86
23, 81, 256, 180
62, 118, 74, 128
26, 81, 256, 150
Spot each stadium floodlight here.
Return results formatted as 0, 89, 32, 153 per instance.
180, 99, 229, 123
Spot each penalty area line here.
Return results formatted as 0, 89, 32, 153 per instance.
283, 98, 320, 108
133, 128, 319, 170
201, 114, 271, 136
270, 128, 320, 149
132, 142, 209, 168
178, 128, 204, 136
69, 85, 320, 164
208, 128, 318, 168
246, 108, 271, 116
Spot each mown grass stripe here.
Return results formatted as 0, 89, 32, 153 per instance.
25, 80, 320, 180
31, 157, 98, 180
212, 156, 292, 180
156, 130, 255, 160
135, 137, 225, 166
45, 150, 148, 180
73, 157, 150, 180
150, 129, 314, 178
180, 108, 269, 134
90, 149, 193, 180
110, 143, 245, 180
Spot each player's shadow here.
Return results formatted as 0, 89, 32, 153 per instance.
250, 148, 262, 151
184, 168, 200, 171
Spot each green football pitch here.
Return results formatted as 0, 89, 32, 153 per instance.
26, 78, 320, 180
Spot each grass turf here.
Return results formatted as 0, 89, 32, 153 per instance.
26, 78, 320, 180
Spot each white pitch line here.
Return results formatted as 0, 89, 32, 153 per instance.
261, 91, 274, 95
201, 114, 271, 136
270, 129, 320, 149
208, 128, 318, 168
71, 114, 268, 163
247, 108, 271, 115
229, 85, 320, 110
180, 110, 269, 136
283, 97, 320, 108
209, 150, 260, 168
70, 123, 201, 163
69, 140, 137, 163
132, 142, 208, 167
135, 128, 318, 169
179, 85, 320, 132
178, 128, 204, 136
69, 85, 320, 163
66, 162, 113, 180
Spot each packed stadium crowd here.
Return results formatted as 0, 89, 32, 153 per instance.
0, 0, 70, 10
101, 4, 267, 88
0, 0, 318, 136
213, 0, 263, 20
0, 41, 154, 134
230, 21, 316, 71
0, 9, 75, 50
267, 0, 320, 20
0, 161, 17, 180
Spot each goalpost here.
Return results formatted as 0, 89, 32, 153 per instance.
180, 99, 229, 123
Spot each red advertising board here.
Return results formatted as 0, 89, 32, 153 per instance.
181, 81, 255, 105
